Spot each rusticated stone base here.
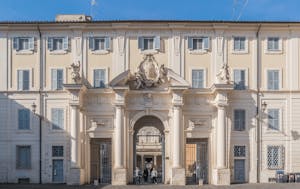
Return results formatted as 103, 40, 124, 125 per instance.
67, 168, 84, 185
171, 168, 185, 185
112, 168, 127, 185
212, 168, 230, 185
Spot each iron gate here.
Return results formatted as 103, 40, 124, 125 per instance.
185, 139, 208, 184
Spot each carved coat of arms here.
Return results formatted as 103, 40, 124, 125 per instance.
129, 54, 168, 89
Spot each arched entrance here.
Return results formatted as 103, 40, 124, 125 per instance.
132, 116, 165, 184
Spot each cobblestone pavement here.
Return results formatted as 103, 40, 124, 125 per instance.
1, 183, 300, 189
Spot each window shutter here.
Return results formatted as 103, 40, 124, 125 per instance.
89, 37, 95, 50
233, 37, 239, 50
154, 36, 160, 50
13, 37, 19, 50
138, 37, 144, 50
57, 69, 63, 90
29, 37, 34, 50
18, 70, 23, 90
240, 38, 245, 50
58, 109, 64, 129
274, 71, 279, 90
63, 37, 68, 50
48, 37, 53, 51
240, 70, 245, 89
23, 70, 30, 90
52, 109, 58, 129
18, 109, 23, 129
203, 37, 210, 50
51, 69, 58, 90
99, 69, 105, 88
24, 109, 30, 129
234, 70, 240, 89
94, 69, 100, 87
267, 38, 272, 50
105, 37, 111, 50
187, 37, 193, 50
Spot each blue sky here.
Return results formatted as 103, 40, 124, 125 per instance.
0, 0, 299, 21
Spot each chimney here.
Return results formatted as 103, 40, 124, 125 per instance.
55, 14, 92, 22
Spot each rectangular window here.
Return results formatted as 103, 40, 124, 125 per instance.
17, 70, 30, 90
192, 69, 204, 88
234, 146, 246, 157
89, 37, 111, 51
51, 69, 63, 90
94, 69, 106, 88
16, 146, 31, 169
234, 70, 246, 90
268, 109, 279, 130
234, 109, 245, 131
13, 37, 34, 51
18, 109, 30, 130
188, 37, 209, 50
267, 145, 284, 169
52, 146, 64, 157
51, 108, 64, 130
48, 37, 68, 51
233, 37, 246, 51
267, 70, 279, 90
267, 37, 280, 51
138, 36, 160, 51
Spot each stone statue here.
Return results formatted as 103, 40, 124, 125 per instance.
216, 63, 230, 84
70, 61, 81, 84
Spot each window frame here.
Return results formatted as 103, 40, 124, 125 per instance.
233, 145, 246, 158
47, 36, 69, 53
233, 109, 246, 131
89, 36, 111, 53
232, 69, 247, 90
266, 69, 280, 90
51, 108, 64, 130
187, 36, 210, 53
17, 69, 30, 91
191, 69, 206, 89
267, 108, 280, 131
16, 145, 31, 169
93, 68, 108, 88
138, 36, 161, 53
232, 36, 248, 53
265, 37, 282, 54
18, 108, 30, 130
52, 146, 64, 157
267, 145, 284, 170
51, 69, 64, 90
13, 37, 35, 52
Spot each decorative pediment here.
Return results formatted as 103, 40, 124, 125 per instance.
109, 54, 189, 90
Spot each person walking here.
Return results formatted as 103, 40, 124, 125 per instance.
151, 167, 158, 184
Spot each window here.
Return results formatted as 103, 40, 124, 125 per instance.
234, 109, 245, 131
267, 37, 280, 51
234, 70, 246, 90
267, 145, 284, 169
138, 36, 160, 51
267, 70, 279, 90
233, 37, 246, 51
16, 146, 31, 169
48, 37, 68, 51
268, 109, 279, 130
94, 69, 106, 88
52, 108, 64, 130
188, 37, 209, 51
192, 69, 204, 88
18, 109, 30, 130
234, 146, 246, 157
17, 70, 30, 90
13, 37, 34, 51
52, 146, 64, 157
89, 37, 111, 51
51, 69, 63, 90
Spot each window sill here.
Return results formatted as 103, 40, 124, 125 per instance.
232, 50, 248, 54
16, 50, 34, 55
265, 50, 283, 54
16, 130, 34, 134
91, 50, 110, 55
49, 50, 68, 55
188, 49, 209, 54
140, 49, 159, 54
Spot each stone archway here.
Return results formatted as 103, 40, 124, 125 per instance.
132, 115, 165, 184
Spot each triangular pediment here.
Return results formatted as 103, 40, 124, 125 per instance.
109, 68, 190, 90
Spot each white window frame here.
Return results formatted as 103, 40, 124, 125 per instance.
267, 145, 284, 170
89, 36, 111, 54
267, 108, 281, 131
17, 69, 31, 91
17, 108, 31, 130
47, 36, 69, 54
138, 36, 160, 54
51, 68, 64, 90
16, 145, 31, 169
233, 109, 246, 131
190, 67, 207, 88
265, 37, 283, 54
231, 68, 248, 90
232, 36, 248, 54
266, 69, 282, 90
93, 67, 109, 88
51, 108, 65, 131
12, 36, 35, 55
187, 36, 210, 54
233, 145, 246, 158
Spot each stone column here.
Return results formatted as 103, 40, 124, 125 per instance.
170, 88, 186, 185
70, 105, 79, 168
216, 105, 226, 169
114, 105, 123, 169
173, 106, 181, 168
112, 87, 128, 185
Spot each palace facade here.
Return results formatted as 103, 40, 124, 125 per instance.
1, 15, 300, 185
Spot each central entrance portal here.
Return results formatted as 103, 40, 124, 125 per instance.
133, 116, 165, 184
